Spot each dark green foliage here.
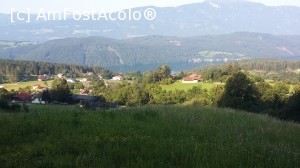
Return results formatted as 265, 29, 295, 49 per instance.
156, 64, 171, 81
124, 71, 143, 81
218, 72, 259, 111
280, 92, 300, 122
142, 65, 172, 84
202, 68, 224, 82
41, 89, 51, 103
177, 71, 188, 79
192, 60, 300, 84
22, 103, 29, 113
0, 59, 114, 83
10, 103, 21, 111
186, 86, 211, 106
261, 82, 289, 110
0, 88, 13, 110
50, 78, 71, 103
256, 82, 272, 97
209, 85, 224, 106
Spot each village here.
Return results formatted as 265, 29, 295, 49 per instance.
4, 71, 205, 108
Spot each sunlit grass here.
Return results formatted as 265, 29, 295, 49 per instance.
162, 80, 220, 91
2, 80, 53, 91
0, 105, 299, 167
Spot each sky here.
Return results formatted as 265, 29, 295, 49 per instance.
1, 0, 300, 13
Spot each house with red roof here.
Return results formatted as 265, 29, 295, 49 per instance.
112, 75, 124, 81
86, 71, 94, 76
182, 73, 203, 83
38, 74, 48, 81
12, 92, 31, 102
80, 89, 89, 95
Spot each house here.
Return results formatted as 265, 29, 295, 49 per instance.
80, 78, 88, 83
38, 74, 48, 81
67, 78, 76, 84
12, 92, 31, 102
182, 73, 203, 84
57, 73, 65, 78
188, 73, 203, 81
32, 93, 46, 104
32, 84, 43, 90
112, 75, 124, 81
80, 89, 89, 95
182, 77, 199, 83
98, 74, 103, 79
86, 71, 94, 76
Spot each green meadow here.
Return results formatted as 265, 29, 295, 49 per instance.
162, 81, 220, 91
2, 80, 53, 91
0, 105, 299, 168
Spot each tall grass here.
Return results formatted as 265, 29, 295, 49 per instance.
0, 105, 299, 168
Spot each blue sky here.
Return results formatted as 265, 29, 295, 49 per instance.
1, 0, 300, 13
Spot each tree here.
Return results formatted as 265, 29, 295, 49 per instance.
186, 86, 211, 106
50, 78, 71, 103
41, 89, 51, 103
156, 65, 171, 81
145, 83, 163, 104
256, 82, 272, 97
124, 83, 148, 106
218, 72, 259, 111
0, 88, 10, 109
202, 68, 223, 82
293, 84, 300, 93
280, 92, 300, 122
142, 71, 158, 84
261, 82, 289, 110
177, 71, 187, 79
210, 85, 224, 106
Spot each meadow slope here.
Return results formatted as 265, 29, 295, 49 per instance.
0, 105, 299, 168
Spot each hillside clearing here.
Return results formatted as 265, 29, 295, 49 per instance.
162, 81, 220, 91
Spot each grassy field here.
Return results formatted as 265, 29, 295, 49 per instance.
162, 80, 220, 91
0, 105, 299, 167
2, 80, 53, 91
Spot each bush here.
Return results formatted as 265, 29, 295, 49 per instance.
280, 92, 300, 122
160, 78, 173, 85
218, 72, 259, 111
10, 103, 21, 111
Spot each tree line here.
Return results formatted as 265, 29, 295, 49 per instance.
192, 60, 300, 84
0, 59, 115, 83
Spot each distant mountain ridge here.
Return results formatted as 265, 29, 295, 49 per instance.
1, 0, 300, 41
0, 32, 299, 72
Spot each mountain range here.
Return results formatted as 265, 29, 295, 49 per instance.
0, 32, 299, 72
0, 0, 300, 41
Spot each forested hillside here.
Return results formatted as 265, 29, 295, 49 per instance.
0, 59, 114, 83
190, 60, 300, 84
0, 33, 299, 71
